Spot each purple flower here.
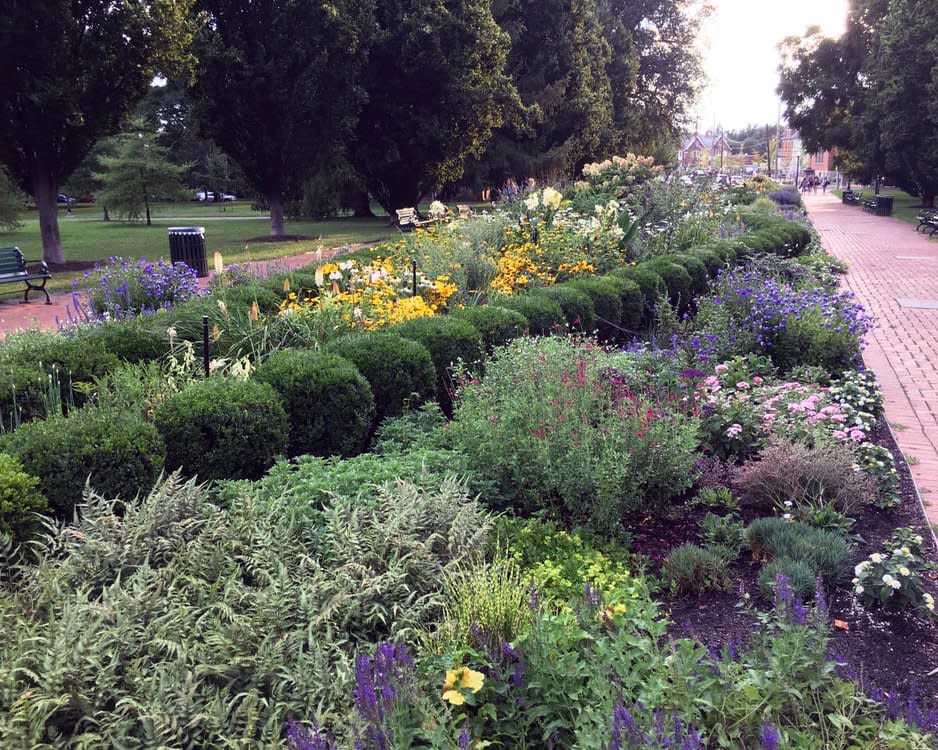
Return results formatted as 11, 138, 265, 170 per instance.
284, 717, 338, 750
760, 721, 778, 750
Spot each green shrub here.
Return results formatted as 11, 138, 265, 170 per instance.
450, 337, 699, 528
771, 309, 863, 376
0, 452, 48, 541
599, 275, 643, 331
644, 260, 693, 311
686, 246, 724, 277
662, 544, 731, 594
0, 362, 50, 430
0, 331, 120, 408
699, 512, 746, 560
154, 378, 288, 481
327, 332, 436, 424
609, 266, 666, 323
535, 286, 596, 333
389, 316, 483, 415
659, 253, 708, 296
255, 350, 374, 457
746, 517, 850, 590
213, 282, 283, 314
492, 293, 565, 336
0, 407, 165, 518
77, 319, 169, 363
450, 305, 529, 351
568, 277, 623, 340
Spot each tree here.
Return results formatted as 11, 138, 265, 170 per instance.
94, 122, 189, 225
873, 0, 938, 206
0, 167, 25, 231
0, 1, 195, 263
188, 0, 374, 237
350, 0, 519, 212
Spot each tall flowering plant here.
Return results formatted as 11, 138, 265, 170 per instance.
83, 256, 202, 319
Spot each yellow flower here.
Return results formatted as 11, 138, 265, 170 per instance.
441, 667, 485, 704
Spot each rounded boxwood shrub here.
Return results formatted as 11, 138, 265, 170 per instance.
568, 277, 622, 340
256, 350, 375, 457
154, 378, 288, 481
599, 275, 643, 331
0, 452, 48, 542
610, 266, 666, 321
450, 305, 529, 351
0, 407, 165, 519
328, 333, 436, 423
77, 319, 168, 364
537, 285, 596, 333
388, 316, 484, 415
659, 254, 708, 296
493, 294, 565, 337
644, 260, 693, 312
686, 246, 724, 277
0, 331, 120, 408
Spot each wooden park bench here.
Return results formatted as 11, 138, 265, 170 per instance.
456, 204, 473, 219
843, 190, 863, 206
395, 207, 432, 232
0, 247, 52, 304
862, 197, 878, 213
916, 209, 938, 236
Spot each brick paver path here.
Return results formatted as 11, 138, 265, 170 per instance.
805, 192, 938, 528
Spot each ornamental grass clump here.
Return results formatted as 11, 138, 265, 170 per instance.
85, 256, 202, 319
450, 336, 699, 529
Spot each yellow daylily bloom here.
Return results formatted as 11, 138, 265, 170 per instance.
458, 668, 484, 693
442, 689, 465, 706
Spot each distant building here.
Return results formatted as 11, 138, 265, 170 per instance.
679, 132, 730, 170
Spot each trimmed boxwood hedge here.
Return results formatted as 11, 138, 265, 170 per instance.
389, 316, 484, 415
0, 407, 165, 519
658, 254, 708, 296
609, 266, 666, 324
450, 305, 530, 351
155, 378, 288, 481
77, 319, 168, 364
256, 350, 375, 457
328, 332, 437, 424
493, 294, 566, 337
568, 277, 623, 341
536, 285, 596, 333
643, 259, 693, 312
599, 275, 643, 331
214, 283, 283, 314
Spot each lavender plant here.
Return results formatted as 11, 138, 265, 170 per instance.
84, 256, 202, 319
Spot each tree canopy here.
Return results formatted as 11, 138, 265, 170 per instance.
188, 0, 375, 236
779, 0, 938, 204
0, 0, 195, 262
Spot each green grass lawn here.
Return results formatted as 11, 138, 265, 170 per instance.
1, 202, 397, 291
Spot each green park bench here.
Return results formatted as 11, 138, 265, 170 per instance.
916, 209, 938, 236
0, 247, 52, 304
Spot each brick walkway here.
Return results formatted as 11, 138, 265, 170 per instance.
805, 191, 938, 528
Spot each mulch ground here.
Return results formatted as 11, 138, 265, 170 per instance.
629, 419, 938, 710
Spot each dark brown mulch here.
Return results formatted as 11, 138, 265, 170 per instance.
46, 260, 97, 273
630, 419, 938, 711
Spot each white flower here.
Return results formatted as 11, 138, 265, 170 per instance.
924, 593, 935, 611
899, 566, 911, 577
541, 187, 562, 210
870, 553, 884, 563
524, 193, 540, 211
339, 260, 353, 271
329, 271, 343, 281
855, 585, 864, 594
429, 200, 447, 219
782, 513, 793, 521
882, 574, 901, 590
166, 326, 177, 340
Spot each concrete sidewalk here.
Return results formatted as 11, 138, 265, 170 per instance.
804, 191, 938, 527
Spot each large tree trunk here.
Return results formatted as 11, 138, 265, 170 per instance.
269, 192, 286, 237
923, 192, 936, 209
33, 170, 65, 264
350, 189, 374, 217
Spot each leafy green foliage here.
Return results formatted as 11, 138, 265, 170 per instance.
255, 350, 375, 458
76, 319, 169, 364
0, 407, 165, 519
0, 474, 489, 746
533, 286, 596, 334
0, 452, 47, 542
327, 332, 436, 426
491, 293, 566, 337
154, 377, 288, 481
567, 277, 623, 340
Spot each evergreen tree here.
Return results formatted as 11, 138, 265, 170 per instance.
94, 124, 189, 225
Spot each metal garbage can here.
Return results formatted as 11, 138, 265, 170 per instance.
168, 226, 208, 277
875, 195, 894, 217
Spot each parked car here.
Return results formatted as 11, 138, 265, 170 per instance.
194, 191, 215, 202
57, 194, 71, 204
221, 194, 237, 202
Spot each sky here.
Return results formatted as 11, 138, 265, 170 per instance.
695, 0, 849, 132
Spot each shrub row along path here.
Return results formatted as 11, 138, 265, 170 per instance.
805, 191, 938, 528
0, 243, 366, 336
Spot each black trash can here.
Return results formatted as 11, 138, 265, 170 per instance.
168, 226, 208, 277
875, 195, 894, 217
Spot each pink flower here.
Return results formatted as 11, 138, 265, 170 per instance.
736, 381, 750, 390
715, 364, 729, 373
725, 423, 743, 438
850, 429, 865, 442
751, 375, 764, 385
832, 429, 848, 440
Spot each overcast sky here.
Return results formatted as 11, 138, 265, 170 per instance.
695, 0, 849, 132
